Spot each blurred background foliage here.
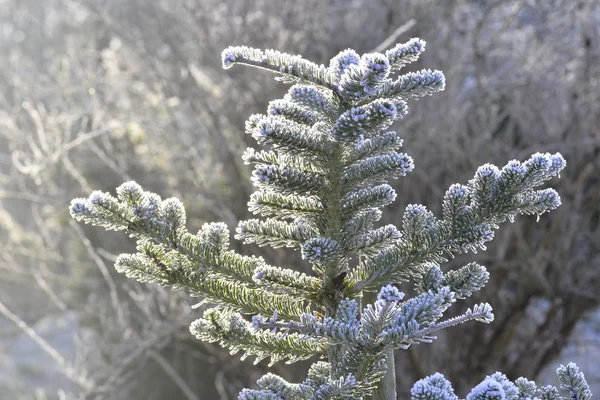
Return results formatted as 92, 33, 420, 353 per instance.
0, 0, 598, 399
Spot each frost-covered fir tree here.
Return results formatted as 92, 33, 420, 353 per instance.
70, 38, 593, 400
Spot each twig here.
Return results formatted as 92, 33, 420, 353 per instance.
214, 370, 231, 400
34, 267, 68, 312
93, 324, 183, 395
149, 350, 200, 400
70, 220, 126, 328
371, 19, 417, 53
0, 300, 95, 391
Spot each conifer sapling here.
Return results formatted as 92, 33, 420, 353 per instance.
70, 38, 592, 400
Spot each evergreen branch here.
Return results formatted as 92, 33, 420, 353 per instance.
441, 184, 469, 231
251, 163, 328, 196
313, 375, 362, 400
331, 99, 407, 143
463, 367, 588, 400
339, 345, 388, 395
71, 185, 267, 285
246, 114, 334, 158
515, 188, 562, 217
267, 99, 319, 126
304, 362, 332, 390
401, 204, 437, 244
514, 378, 538, 400
335, 292, 491, 394
252, 373, 307, 400
328, 49, 361, 80
69, 184, 305, 320
115, 250, 304, 319
115, 242, 189, 285
222, 46, 337, 89
469, 164, 500, 212
144, 227, 263, 285
414, 263, 489, 301
342, 225, 402, 257
539, 386, 560, 400
243, 148, 327, 174
376, 69, 445, 101
238, 389, 282, 400
440, 263, 489, 299
253, 264, 322, 300
192, 279, 305, 320
346, 233, 460, 295
410, 373, 458, 400
341, 184, 396, 217
341, 152, 414, 188
385, 38, 426, 72
557, 363, 592, 400
299, 305, 360, 345
340, 209, 383, 247
190, 309, 325, 367
335, 52, 392, 104
248, 191, 325, 220
278, 286, 458, 351
348, 152, 567, 293
236, 219, 318, 249
343, 131, 403, 164
466, 373, 519, 400
389, 287, 455, 329
334, 288, 442, 393
70, 190, 133, 231
301, 237, 342, 265
284, 84, 339, 118
411, 303, 495, 339
213, 250, 268, 284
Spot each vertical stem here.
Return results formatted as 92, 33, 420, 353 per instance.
362, 291, 397, 400
327, 342, 345, 377
324, 144, 346, 377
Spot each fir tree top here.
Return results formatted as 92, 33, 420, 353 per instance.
70, 38, 589, 400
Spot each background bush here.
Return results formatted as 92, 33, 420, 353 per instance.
0, 0, 598, 398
